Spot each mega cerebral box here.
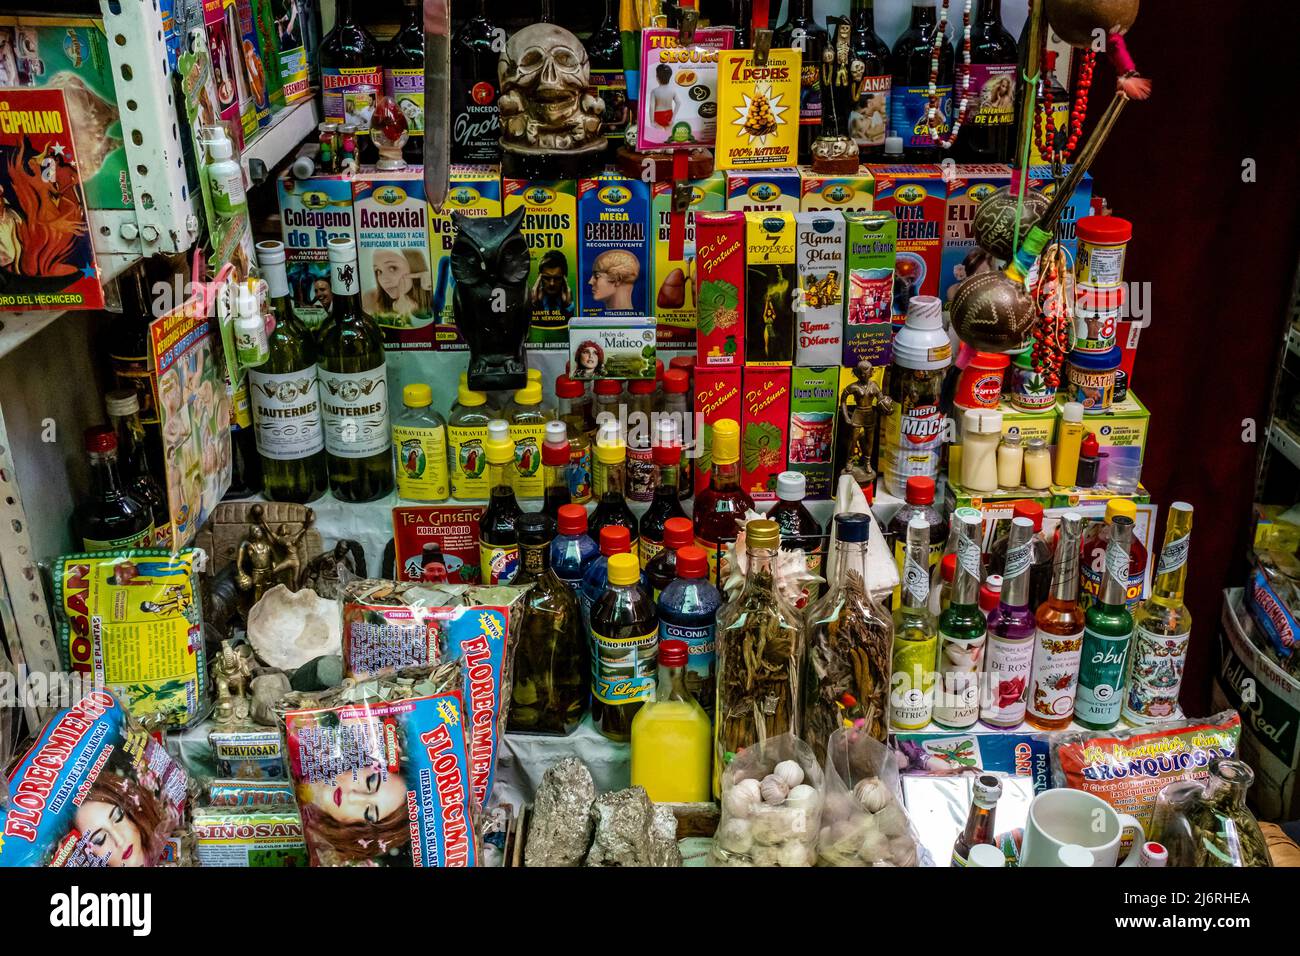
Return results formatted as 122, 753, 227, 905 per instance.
869, 164, 945, 328
578, 172, 652, 318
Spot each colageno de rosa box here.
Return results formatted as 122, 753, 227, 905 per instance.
353, 169, 436, 349
1026, 165, 1094, 258
504, 178, 579, 349
788, 366, 839, 500
869, 164, 945, 329
694, 366, 743, 495
740, 365, 791, 503
941, 164, 1012, 307
277, 169, 356, 331
843, 211, 897, 367
745, 212, 797, 365
652, 171, 726, 349
726, 167, 802, 213
695, 211, 746, 368
799, 166, 876, 212
430, 165, 502, 350
578, 172, 652, 318
794, 212, 845, 366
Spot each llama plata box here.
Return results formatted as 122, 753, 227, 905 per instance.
578, 173, 652, 318
794, 212, 845, 366
353, 169, 435, 350
504, 178, 579, 349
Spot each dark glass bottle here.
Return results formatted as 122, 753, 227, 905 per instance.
952, 774, 1002, 865
74, 427, 154, 552
250, 240, 328, 504
643, 516, 694, 602
693, 419, 754, 587
589, 424, 639, 546
955, 0, 1018, 163
773, 0, 827, 164
225, 405, 263, 500
890, 1, 954, 162
509, 513, 588, 735
586, 0, 628, 144
317, 237, 394, 503
847, 0, 892, 161
383, 0, 425, 165
319, 0, 382, 163
107, 261, 164, 473
450, 0, 502, 165
479, 419, 523, 585
638, 441, 688, 568
591, 552, 659, 741
768, 471, 825, 602
104, 390, 168, 545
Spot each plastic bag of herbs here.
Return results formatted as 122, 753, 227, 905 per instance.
709, 734, 825, 867
816, 726, 929, 867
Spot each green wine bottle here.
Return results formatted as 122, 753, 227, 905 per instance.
251, 241, 329, 503
317, 236, 394, 502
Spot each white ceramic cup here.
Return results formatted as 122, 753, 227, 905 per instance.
1020, 789, 1145, 867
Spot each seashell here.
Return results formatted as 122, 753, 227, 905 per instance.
853, 777, 892, 814
784, 783, 819, 812
859, 829, 891, 862
773, 759, 805, 789
875, 802, 909, 839
733, 777, 762, 805
722, 786, 757, 820
760, 774, 790, 806
716, 818, 754, 855
777, 840, 813, 867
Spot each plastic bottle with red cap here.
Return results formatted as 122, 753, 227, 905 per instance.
579, 525, 633, 645
887, 475, 948, 605
551, 503, 598, 591
541, 420, 572, 520
626, 377, 659, 502
986, 501, 1054, 610
630, 633, 712, 801
643, 516, 695, 601
978, 574, 1003, 616
74, 426, 155, 552
639, 418, 688, 567
661, 367, 694, 500
555, 374, 594, 504
656, 544, 723, 719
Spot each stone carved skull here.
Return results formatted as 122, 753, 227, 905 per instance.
498, 23, 605, 153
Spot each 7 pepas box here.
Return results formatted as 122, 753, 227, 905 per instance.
652, 172, 727, 349
740, 365, 791, 503
869, 164, 945, 330
504, 178, 579, 349
695, 211, 746, 368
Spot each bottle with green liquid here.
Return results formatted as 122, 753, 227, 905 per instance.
933, 511, 987, 730
891, 514, 939, 730
1076, 515, 1136, 730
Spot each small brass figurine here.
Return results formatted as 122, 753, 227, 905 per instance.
212, 639, 255, 724
838, 360, 896, 486
235, 504, 315, 610
299, 540, 367, 601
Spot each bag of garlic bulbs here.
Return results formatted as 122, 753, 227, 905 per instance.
709, 734, 825, 867
817, 727, 930, 867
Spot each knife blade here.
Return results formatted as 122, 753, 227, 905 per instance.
423, 0, 451, 207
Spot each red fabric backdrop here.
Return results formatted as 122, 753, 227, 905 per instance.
1086, 1, 1300, 712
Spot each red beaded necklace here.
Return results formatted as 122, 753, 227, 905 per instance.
1033, 48, 1097, 164
924, 0, 973, 149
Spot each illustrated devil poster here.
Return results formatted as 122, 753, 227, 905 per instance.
0, 87, 102, 311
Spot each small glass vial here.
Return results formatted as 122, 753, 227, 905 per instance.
392, 383, 450, 502
996, 434, 1023, 490
1023, 437, 1051, 491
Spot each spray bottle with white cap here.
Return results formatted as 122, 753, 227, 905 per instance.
205, 126, 247, 219
880, 294, 953, 497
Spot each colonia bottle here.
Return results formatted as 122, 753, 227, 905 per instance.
541, 420, 572, 519
980, 516, 1038, 727
881, 296, 951, 497
1025, 513, 1086, 730
657, 545, 723, 717
638, 419, 688, 567
1080, 498, 1147, 611
643, 517, 694, 602
555, 373, 594, 504
890, 514, 939, 730
934, 511, 988, 730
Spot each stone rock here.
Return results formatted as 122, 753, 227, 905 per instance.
585, 787, 681, 868
525, 757, 596, 867
290, 655, 344, 692
249, 672, 292, 726
246, 585, 341, 671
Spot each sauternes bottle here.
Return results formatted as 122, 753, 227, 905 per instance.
250, 240, 328, 504
1075, 515, 1136, 730
1025, 513, 1086, 730
934, 511, 988, 730
1123, 503, 1193, 724
890, 514, 939, 730
318, 236, 393, 502
479, 419, 522, 584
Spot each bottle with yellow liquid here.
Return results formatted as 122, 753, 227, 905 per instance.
392, 383, 449, 501
631, 638, 712, 803
1123, 502, 1193, 724
506, 381, 550, 499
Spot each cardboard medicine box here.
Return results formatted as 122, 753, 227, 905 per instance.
1060, 390, 1150, 492
726, 168, 803, 213
869, 164, 946, 328
740, 365, 791, 503
652, 172, 727, 348
504, 178, 579, 349
799, 166, 875, 212
941, 164, 1012, 307
278, 169, 357, 332
430, 165, 503, 350
1027, 165, 1093, 258
788, 366, 839, 500
794, 212, 846, 366
353, 170, 435, 350
745, 212, 798, 365
843, 211, 897, 367
578, 173, 652, 318
695, 211, 746, 368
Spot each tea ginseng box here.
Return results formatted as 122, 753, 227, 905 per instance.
695, 211, 746, 369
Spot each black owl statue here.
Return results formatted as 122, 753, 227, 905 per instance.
451, 207, 532, 392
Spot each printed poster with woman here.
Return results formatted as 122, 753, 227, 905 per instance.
353, 170, 436, 348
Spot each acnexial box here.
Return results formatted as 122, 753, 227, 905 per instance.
353, 169, 434, 350
794, 212, 845, 366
